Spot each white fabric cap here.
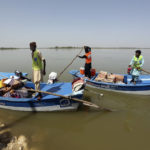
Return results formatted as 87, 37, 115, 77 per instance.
49, 72, 57, 80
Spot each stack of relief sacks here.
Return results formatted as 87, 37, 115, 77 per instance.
95, 71, 125, 84
0, 76, 30, 98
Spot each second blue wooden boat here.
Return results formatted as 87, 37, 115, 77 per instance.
70, 70, 150, 95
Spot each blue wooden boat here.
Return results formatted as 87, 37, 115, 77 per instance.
0, 72, 83, 111
70, 70, 150, 95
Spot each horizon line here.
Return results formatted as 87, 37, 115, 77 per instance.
0, 46, 150, 49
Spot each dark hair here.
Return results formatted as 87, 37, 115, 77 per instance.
84, 46, 91, 53
30, 42, 36, 48
135, 50, 141, 55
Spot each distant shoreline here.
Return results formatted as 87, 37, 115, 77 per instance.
0, 47, 20, 50
0, 47, 150, 50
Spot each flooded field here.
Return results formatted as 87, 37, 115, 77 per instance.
0, 48, 150, 150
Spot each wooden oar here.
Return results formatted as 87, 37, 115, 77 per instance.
57, 47, 84, 79
28, 89, 100, 109
141, 69, 150, 74
0, 74, 8, 79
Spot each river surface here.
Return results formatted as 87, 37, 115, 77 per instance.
0, 48, 150, 150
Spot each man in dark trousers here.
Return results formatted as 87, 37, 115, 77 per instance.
78, 46, 92, 78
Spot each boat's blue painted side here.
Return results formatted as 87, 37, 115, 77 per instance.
0, 72, 83, 111
69, 70, 150, 95
0, 72, 28, 80
0, 93, 82, 109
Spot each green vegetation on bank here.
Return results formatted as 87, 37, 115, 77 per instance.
41, 46, 150, 49
0, 47, 20, 50
48, 46, 81, 49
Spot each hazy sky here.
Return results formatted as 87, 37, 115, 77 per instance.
0, 0, 150, 48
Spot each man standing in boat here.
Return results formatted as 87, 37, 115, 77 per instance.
30, 42, 46, 91
128, 50, 144, 84
78, 46, 92, 78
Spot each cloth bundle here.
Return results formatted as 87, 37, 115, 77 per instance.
72, 78, 84, 92
0, 76, 29, 98
2, 87, 29, 98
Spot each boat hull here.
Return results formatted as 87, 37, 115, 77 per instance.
0, 91, 83, 112
0, 100, 80, 112
86, 81, 150, 95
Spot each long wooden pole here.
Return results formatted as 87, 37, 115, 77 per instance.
28, 89, 100, 109
141, 69, 150, 74
57, 47, 84, 79
0, 74, 8, 79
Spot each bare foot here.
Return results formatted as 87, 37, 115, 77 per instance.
37, 95, 42, 101
37, 93, 42, 101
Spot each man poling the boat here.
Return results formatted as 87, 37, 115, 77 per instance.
78, 46, 92, 79
30, 42, 46, 99
128, 50, 144, 84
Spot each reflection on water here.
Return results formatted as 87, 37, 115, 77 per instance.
0, 48, 150, 150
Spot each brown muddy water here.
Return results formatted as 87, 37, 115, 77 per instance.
0, 48, 150, 150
